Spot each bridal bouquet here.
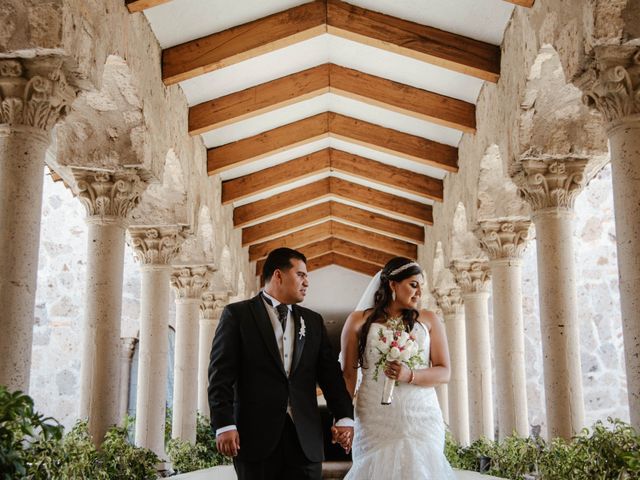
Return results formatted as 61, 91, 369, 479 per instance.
373, 323, 426, 404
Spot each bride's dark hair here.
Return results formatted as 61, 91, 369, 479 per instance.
357, 257, 423, 368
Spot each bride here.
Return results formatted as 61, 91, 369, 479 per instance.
340, 257, 456, 479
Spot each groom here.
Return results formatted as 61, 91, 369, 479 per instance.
208, 247, 354, 480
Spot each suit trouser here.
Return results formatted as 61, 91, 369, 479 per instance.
233, 415, 322, 480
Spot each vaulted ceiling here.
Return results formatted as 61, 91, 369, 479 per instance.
127, 0, 528, 278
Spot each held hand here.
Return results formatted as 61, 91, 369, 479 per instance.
331, 425, 353, 454
384, 360, 411, 383
216, 430, 240, 457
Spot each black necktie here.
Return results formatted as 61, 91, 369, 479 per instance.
275, 303, 289, 332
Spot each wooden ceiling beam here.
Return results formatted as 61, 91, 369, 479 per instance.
326, 0, 500, 82
125, 0, 172, 12
249, 222, 333, 262
222, 150, 331, 204
208, 112, 457, 175
233, 178, 331, 228
256, 237, 333, 276
162, 1, 326, 85
189, 63, 475, 135
207, 113, 329, 175
332, 252, 380, 277
242, 201, 424, 247
504, 0, 534, 6
221, 147, 442, 205
307, 252, 336, 273
330, 238, 392, 267
328, 112, 458, 172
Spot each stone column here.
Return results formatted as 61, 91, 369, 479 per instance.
73, 170, 145, 444
434, 287, 469, 445
0, 58, 75, 391
170, 265, 214, 443
198, 292, 227, 418
477, 219, 531, 439
128, 226, 185, 459
453, 260, 494, 441
515, 158, 587, 439
581, 46, 640, 430
119, 337, 137, 424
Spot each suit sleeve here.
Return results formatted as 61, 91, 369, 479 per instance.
315, 315, 354, 421
208, 305, 240, 431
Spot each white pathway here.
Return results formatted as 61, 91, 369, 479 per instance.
170, 465, 505, 479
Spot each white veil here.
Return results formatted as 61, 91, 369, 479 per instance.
354, 270, 382, 311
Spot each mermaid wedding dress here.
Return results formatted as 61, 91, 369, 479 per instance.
344, 322, 456, 479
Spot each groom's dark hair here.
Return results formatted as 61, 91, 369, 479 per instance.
262, 248, 307, 283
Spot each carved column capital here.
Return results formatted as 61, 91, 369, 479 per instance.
477, 218, 532, 262
512, 158, 588, 215
0, 58, 76, 133
433, 287, 464, 316
170, 266, 214, 301
127, 225, 186, 268
72, 169, 146, 226
200, 292, 228, 321
451, 259, 491, 295
580, 47, 640, 130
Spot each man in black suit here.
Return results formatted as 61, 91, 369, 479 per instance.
208, 247, 354, 480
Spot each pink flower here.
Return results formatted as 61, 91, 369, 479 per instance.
390, 341, 398, 348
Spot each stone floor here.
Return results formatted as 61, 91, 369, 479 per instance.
170, 464, 507, 479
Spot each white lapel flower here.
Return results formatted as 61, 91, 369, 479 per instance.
299, 317, 306, 340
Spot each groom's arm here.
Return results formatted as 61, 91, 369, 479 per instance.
208, 305, 240, 432
315, 315, 354, 421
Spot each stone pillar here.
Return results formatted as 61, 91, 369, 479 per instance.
198, 292, 227, 418
119, 337, 137, 423
477, 219, 531, 439
73, 170, 145, 443
128, 226, 185, 459
434, 287, 469, 445
170, 266, 214, 443
453, 260, 494, 441
581, 46, 640, 430
0, 58, 75, 391
515, 158, 587, 439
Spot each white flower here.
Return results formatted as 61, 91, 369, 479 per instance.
399, 331, 410, 343
389, 346, 401, 359
400, 349, 411, 362
299, 317, 306, 339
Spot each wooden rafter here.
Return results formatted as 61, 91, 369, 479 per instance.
249, 220, 417, 262
241, 201, 424, 247
307, 252, 335, 272
504, 0, 534, 6
233, 177, 432, 227
221, 148, 442, 205
208, 112, 457, 175
162, 1, 326, 85
125, 0, 171, 13
189, 63, 475, 135
332, 253, 380, 276
161, 1, 499, 85
325, 0, 500, 82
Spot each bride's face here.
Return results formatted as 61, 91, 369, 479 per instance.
391, 274, 424, 309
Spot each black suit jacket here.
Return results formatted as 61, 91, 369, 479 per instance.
208, 294, 353, 463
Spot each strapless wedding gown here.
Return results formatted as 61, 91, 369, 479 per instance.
344, 322, 456, 480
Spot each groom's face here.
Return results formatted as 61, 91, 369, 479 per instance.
278, 258, 309, 304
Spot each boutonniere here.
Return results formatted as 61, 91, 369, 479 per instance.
299, 317, 306, 340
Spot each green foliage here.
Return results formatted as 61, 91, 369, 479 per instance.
166, 413, 231, 474
0, 386, 63, 479
0, 386, 159, 479
444, 418, 640, 480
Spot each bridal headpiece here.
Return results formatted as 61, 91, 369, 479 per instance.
387, 261, 421, 278
355, 261, 423, 311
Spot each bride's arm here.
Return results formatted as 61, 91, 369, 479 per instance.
400, 310, 451, 387
340, 311, 364, 399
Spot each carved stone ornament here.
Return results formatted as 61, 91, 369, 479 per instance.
477, 218, 531, 261
581, 47, 640, 128
512, 158, 588, 213
73, 169, 145, 224
433, 287, 464, 316
0, 58, 76, 131
200, 291, 228, 320
451, 259, 491, 294
127, 225, 186, 266
170, 266, 214, 300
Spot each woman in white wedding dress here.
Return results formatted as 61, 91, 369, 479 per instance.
340, 257, 456, 479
